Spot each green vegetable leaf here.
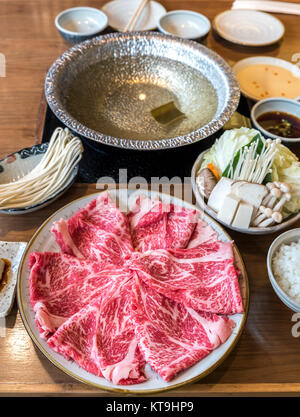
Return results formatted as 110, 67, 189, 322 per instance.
222, 134, 265, 178
200, 128, 262, 177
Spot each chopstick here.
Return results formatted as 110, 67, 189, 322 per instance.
232, 0, 300, 16
123, 0, 148, 32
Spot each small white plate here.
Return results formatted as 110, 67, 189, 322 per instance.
102, 0, 166, 32
0, 241, 27, 317
213, 10, 285, 46
17, 189, 248, 394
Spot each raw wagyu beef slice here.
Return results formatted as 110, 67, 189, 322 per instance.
51, 192, 133, 265
164, 203, 198, 249
29, 251, 132, 339
127, 195, 167, 252
131, 277, 235, 382
187, 218, 219, 248
48, 279, 146, 385
127, 194, 197, 251
29, 191, 244, 387
48, 298, 105, 377
129, 241, 243, 315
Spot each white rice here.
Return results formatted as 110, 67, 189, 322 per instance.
272, 239, 300, 304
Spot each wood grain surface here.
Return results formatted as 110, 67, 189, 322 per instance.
1, 0, 300, 396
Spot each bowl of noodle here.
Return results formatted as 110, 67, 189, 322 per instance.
0, 128, 82, 214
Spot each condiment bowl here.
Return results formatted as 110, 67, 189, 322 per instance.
267, 228, 300, 312
55, 7, 108, 43
251, 98, 300, 143
233, 56, 300, 102
158, 10, 211, 40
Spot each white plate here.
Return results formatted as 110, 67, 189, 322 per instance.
213, 10, 285, 46
233, 56, 300, 102
191, 150, 300, 235
17, 189, 248, 394
102, 0, 166, 32
0, 241, 27, 317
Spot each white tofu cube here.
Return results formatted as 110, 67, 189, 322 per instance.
207, 177, 233, 212
217, 194, 240, 225
232, 202, 254, 229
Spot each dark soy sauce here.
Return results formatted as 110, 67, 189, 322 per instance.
257, 111, 300, 138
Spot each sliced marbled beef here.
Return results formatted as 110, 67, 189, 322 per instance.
52, 192, 133, 265
29, 192, 244, 386
132, 277, 235, 382
187, 218, 219, 248
48, 278, 146, 385
129, 241, 243, 315
128, 194, 197, 251
29, 252, 132, 339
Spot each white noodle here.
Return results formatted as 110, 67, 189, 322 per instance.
0, 128, 83, 209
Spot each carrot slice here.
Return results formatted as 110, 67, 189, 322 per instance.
207, 163, 220, 181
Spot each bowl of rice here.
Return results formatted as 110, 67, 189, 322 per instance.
267, 228, 300, 312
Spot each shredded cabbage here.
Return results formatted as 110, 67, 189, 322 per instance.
200, 127, 263, 177
272, 144, 300, 216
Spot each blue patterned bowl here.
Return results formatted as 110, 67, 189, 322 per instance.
0, 143, 79, 214
55, 7, 108, 43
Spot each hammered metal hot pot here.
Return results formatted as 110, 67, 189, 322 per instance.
45, 32, 240, 150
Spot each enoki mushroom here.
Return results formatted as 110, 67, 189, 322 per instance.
227, 138, 279, 184
0, 127, 83, 209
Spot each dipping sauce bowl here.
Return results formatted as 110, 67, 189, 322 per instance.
55, 7, 108, 43
158, 10, 211, 40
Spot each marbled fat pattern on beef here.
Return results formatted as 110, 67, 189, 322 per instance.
48, 279, 146, 385
29, 252, 132, 339
128, 194, 197, 251
29, 192, 244, 385
51, 192, 133, 265
187, 218, 219, 248
129, 242, 243, 315
132, 277, 235, 382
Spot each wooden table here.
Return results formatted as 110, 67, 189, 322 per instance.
1, 0, 300, 397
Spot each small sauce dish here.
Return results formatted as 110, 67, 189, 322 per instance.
267, 228, 300, 312
55, 7, 108, 43
251, 98, 300, 143
158, 10, 211, 40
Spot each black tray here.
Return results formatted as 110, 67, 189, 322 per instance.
40, 97, 252, 183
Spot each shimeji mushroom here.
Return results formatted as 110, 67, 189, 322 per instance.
273, 192, 292, 212
251, 181, 292, 227
261, 185, 281, 208
258, 211, 283, 228
252, 206, 273, 226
